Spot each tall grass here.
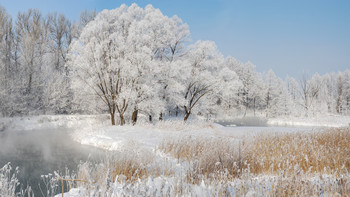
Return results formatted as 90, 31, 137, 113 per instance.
159, 136, 241, 183
156, 127, 350, 196
108, 147, 156, 182
0, 162, 33, 197
4, 126, 350, 196
244, 128, 350, 175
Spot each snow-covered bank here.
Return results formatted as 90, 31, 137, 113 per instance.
268, 115, 350, 128
70, 121, 220, 152
0, 114, 110, 132
69, 118, 322, 152
2, 114, 349, 152
0, 115, 221, 151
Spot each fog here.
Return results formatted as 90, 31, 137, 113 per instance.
0, 128, 105, 195
217, 117, 268, 127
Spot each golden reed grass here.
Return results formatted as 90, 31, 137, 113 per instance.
244, 127, 350, 175
159, 127, 350, 179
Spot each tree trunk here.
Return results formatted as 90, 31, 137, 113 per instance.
184, 111, 191, 122
131, 109, 138, 125
305, 106, 309, 117
110, 112, 116, 125
120, 114, 125, 126
304, 95, 309, 117
159, 113, 163, 121
243, 102, 248, 117
28, 72, 32, 93
336, 94, 342, 114
253, 98, 256, 117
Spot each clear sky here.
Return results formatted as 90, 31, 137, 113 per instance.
0, 0, 349, 78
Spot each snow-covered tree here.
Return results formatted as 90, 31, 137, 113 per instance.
212, 57, 243, 118
335, 72, 345, 114
2, 3, 350, 122
14, 9, 50, 115
0, 6, 15, 117
230, 60, 264, 117
343, 70, 350, 115
263, 70, 286, 117
48, 13, 71, 71
180, 41, 221, 121
322, 73, 336, 114
68, 4, 189, 125
298, 73, 322, 117
286, 76, 302, 116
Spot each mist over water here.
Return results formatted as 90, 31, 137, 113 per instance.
0, 128, 105, 196
217, 117, 268, 127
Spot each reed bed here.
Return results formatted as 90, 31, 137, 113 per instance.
3, 127, 350, 196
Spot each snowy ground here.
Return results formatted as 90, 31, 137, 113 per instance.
268, 114, 350, 127
0, 114, 324, 151
56, 115, 348, 196
0, 114, 110, 132
1, 114, 349, 196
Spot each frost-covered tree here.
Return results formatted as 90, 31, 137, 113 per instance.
2, 3, 350, 122
0, 6, 15, 117
343, 70, 350, 115
144, 10, 190, 120
126, 5, 189, 123
213, 57, 242, 117
0, 7, 86, 116
179, 41, 240, 121
263, 70, 285, 117
48, 13, 71, 71
230, 60, 264, 117
14, 9, 50, 115
181, 41, 222, 121
335, 72, 345, 114
322, 73, 336, 114
286, 76, 302, 116
298, 73, 322, 116
40, 13, 73, 114
68, 4, 189, 125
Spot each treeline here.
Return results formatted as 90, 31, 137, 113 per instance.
0, 4, 349, 125
0, 6, 96, 116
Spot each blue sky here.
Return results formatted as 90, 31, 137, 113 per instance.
1, 0, 349, 78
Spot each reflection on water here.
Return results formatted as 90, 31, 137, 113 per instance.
0, 129, 105, 196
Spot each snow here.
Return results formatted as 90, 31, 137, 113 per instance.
2, 114, 349, 152
1, 114, 350, 196
0, 114, 219, 151
71, 121, 219, 152
0, 114, 109, 132
55, 188, 84, 197
268, 115, 350, 128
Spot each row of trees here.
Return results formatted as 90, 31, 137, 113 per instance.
0, 6, 96, 116
1, 4, 350, 125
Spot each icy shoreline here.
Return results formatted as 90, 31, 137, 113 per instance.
1, 114, 350, 152
268, 115, 350, 128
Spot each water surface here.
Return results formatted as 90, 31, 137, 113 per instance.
0, 129, 105, 196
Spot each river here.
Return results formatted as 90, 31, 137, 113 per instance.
0, 129, 105, 196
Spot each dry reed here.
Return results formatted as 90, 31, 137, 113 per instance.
244, 127, 350, 175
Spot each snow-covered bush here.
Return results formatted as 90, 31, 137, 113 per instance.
0, 163, 33, 197
0, 163, 20, 196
